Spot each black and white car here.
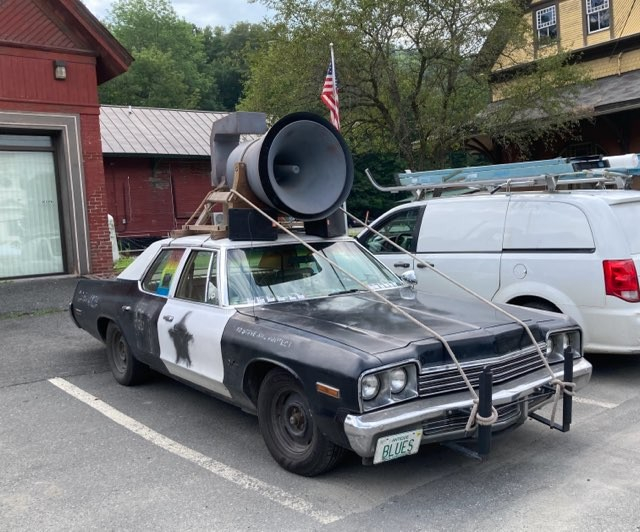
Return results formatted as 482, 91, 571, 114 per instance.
70, 232, 592, 476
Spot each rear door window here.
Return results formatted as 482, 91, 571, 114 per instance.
611, 203, 640, 253
504, 201, 594, 250
142, 248, 185, 296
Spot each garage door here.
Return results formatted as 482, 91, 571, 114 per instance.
0, 134, 64, 278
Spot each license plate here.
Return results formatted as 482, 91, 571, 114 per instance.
373, 428, 423, 464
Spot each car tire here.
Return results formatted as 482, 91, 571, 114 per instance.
257, 369, 345, 476
106, 322, 148, 386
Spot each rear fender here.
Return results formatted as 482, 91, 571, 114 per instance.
494, 281, 585, 328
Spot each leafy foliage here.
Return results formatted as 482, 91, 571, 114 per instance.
99, 0, 273, 111
99, 0, 208, 108
241, 0, 590, 168
200, 23, 276, 110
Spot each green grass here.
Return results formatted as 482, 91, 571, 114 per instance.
114, 255, 136, 273
0, 308, 66, 320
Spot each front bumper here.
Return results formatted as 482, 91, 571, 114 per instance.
343, 357, 592, 458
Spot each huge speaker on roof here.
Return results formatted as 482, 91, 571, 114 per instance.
223, 112, 353, 222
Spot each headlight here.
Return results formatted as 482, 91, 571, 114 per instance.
546, 330, 581, 358
360, 363, 419, 411
361, 374, 380, 400
389, 368, 407, 393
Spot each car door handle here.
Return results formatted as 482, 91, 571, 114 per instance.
394, 262, 411, 268
417, 262, 434, 268
121, 305, 131, 312
163, 315, 174, 322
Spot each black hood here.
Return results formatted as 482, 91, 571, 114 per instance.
237, 288, 559, 364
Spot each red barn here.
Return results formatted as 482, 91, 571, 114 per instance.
99, 105, 230, 248
0, 0, 132, 279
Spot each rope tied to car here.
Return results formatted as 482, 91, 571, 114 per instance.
230, 190, 491, 433
549, 378, 576, 424
341, 208, 578, 429
466, 400, 499, 432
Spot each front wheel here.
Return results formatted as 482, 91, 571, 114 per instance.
257, 369, 345, 476
106, 322, 148, 386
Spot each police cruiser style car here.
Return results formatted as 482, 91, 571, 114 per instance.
70, 233, 592, 476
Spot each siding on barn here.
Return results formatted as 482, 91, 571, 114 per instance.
104, 157, 213, 238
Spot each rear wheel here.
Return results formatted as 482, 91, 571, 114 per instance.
257, 369, 345, 476
106, 322, 148, 386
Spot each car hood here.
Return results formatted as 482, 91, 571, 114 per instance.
239, 288, 555, 362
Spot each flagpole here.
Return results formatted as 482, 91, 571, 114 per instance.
329, 42, 337, 103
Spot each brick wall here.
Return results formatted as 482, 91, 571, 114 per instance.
82, 113, 113, 275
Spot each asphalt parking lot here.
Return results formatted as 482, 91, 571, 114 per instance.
1, 276, 640, 531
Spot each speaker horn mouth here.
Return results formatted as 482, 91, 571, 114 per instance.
256, 112, 353, 221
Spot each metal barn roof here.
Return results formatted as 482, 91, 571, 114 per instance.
100, 105, 229, 158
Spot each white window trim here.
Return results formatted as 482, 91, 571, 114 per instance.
536, 5, 557, 29
586, 0, 610, 34
586, 0, 609, 14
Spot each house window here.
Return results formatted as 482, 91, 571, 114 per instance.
586, 0, 610, 33
536, 5, 558, 43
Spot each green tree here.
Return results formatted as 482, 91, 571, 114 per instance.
99, 0, 209, 109
240, 0, 589, 169
200, 23, 276, 111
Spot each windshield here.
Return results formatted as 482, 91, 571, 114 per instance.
225, 241, 403, 305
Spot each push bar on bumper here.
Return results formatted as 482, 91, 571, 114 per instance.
343, 355, 592, 459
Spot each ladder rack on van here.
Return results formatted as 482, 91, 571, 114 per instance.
366, 153, 640, 197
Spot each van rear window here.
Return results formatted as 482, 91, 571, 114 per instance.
611, 203, 640, 254
504, 201, 594, 250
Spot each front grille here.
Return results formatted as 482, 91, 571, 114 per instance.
422, 402, 521, 437
418, 343, 549, 397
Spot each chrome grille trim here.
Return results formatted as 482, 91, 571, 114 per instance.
422, 403, 521, 437
418, 343, 550, 397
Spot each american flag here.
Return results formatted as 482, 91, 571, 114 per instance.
321, 62, 340, 130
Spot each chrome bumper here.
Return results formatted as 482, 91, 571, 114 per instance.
343, 358, 592, 458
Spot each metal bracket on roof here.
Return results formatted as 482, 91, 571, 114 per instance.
544, 174, 557, 192
210, 112, 267, 187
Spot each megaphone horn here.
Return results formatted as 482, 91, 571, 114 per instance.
213, 112, 353, 222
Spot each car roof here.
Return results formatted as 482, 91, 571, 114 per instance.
117, 232, 355, 281
167, 232, 354, 249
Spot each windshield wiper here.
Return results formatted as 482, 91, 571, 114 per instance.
328, 288, 363, 296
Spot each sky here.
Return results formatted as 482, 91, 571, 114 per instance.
82, 0, 274, 29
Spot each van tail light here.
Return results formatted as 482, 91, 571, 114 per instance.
603, 260, 640, 302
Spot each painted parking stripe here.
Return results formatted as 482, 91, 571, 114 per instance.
573, 396, 619, 409
49, 377, 340, 525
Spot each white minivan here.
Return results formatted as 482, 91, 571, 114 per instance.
358, 190, 640, 354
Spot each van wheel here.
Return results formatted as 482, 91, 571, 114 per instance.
106, 322, 148, 386
257, 369, 345, 476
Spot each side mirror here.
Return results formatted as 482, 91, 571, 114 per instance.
400, 270, 417, 285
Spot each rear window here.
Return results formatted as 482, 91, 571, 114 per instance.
504, 201, 594, 250
611, 203, 640, 254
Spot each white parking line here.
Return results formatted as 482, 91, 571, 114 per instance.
573, 396, 619, 409
48, 377, 340, 525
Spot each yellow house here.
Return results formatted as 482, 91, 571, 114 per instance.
490, 0, 640, 159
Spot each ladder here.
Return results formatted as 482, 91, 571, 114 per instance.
366, 153, 640, 198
